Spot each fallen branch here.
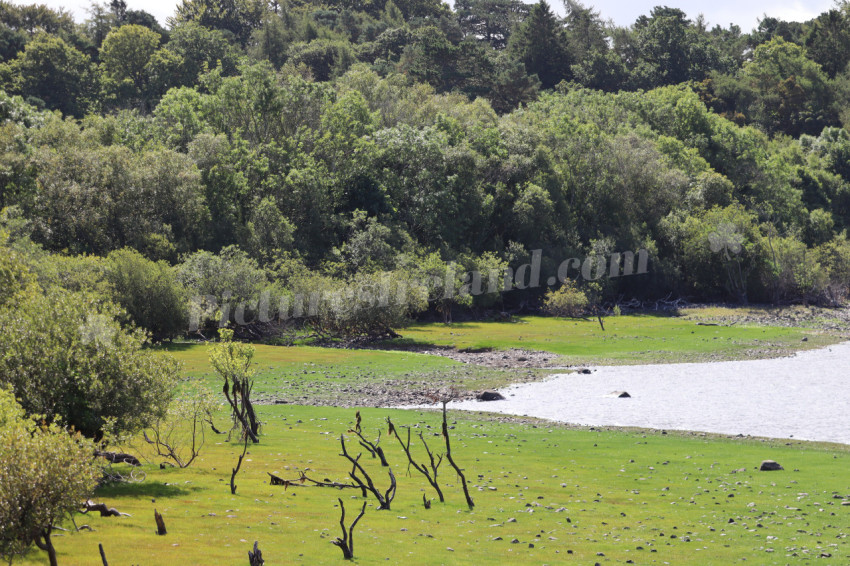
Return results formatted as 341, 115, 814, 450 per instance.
95, 451, 140, 467
331, 498, 367, 560
267, 472, 358, 490
81, 500, 131, 518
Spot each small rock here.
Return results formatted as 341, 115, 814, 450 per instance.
606, 391, 631, 398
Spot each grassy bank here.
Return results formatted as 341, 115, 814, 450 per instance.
162, 343, 549, 405
25, 405, 850, 565
159, 314, 846, 404
382, 313, 842, 365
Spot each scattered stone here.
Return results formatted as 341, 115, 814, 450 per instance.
577, 368, 592, 374
606, 391, 631, 398
760, 460, 784, 471
477, 390, 506, 401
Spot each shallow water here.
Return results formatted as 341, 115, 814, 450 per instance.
448, 342, 850, 445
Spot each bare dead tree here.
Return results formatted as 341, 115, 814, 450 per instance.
331, 498, 367, 560
223, 377, 260, 443
386, 417, 444, 502
339, 435, 396, 510
143, 416, 203, 469
432, 393, 474, 509
230, 434, 249, 495
350, 411, 388, 466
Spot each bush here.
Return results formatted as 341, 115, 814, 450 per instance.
177, 246, 274, 331
0, 230, 35, 307
542, 281, 589, 318
0, 289, 179, 437
291, 269, 427, 339
0, 388, 99, 566
104, 248, 188, 341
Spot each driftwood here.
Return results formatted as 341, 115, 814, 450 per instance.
331, 498, 367, 560
154, 510, 167, 535
248, 541, 264, 565
82, 500, 130, 517
267, 472, 358, 490
95, 451, 140, 467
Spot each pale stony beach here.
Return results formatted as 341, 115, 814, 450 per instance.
447, 342, 850, 444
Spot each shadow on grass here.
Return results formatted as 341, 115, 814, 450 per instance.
149, 341, 202, 353
97, 481, 197, 499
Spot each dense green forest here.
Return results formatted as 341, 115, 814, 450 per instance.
2, 0, 850, 340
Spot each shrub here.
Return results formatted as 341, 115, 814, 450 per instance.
0, 289, 179, 437
0, 388, 99, 566
104, 248, 188, 341
542, 281, 589, 318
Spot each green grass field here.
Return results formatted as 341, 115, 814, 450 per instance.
23, 405, 850, 565
383, 314, 839, 364
18, 314, 848, 565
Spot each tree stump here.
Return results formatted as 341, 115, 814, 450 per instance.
154, 510, 167, 535
248, 541, 264, 565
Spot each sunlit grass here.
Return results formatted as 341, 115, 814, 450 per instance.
27, 405, 850, 565
383, 314, 840, 364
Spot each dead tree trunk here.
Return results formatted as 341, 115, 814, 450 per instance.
441, 402, 474, 509
231, 434, 249, 494
248, 541, 264, 565
331, 498, 366, 559
154, 510, 167, 535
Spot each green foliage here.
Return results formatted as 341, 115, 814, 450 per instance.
542, 279, 589, 317
99, 24, 162, 109
0, 229, 35, 307
176, 245, 279, 329
0, 389, 99, 565
0, 289, 179, 437
0, 33, 96, 116
104, 248, 188, 341
507, 0, 569, 89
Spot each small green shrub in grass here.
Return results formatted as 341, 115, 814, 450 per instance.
542, 281, 589, 318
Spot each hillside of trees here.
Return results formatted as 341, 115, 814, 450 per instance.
3, 0, 850, 339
